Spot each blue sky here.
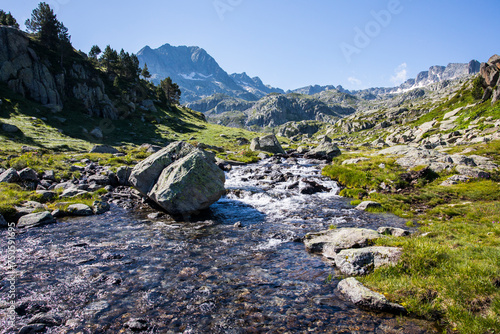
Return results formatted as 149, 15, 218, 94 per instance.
3, 0, 500, 91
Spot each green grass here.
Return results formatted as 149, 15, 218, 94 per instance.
0, 82, 260, 153
322, 147, 500, 333
322, 155, 403, 192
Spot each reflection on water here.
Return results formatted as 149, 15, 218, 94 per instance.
0, 157, 434, 333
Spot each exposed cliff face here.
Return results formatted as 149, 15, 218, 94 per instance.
0, 26, 119, 118
0, 27, 62, 108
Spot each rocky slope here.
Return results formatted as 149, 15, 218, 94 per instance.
136, 44, 283, 103
187, 92, 356, 129
185, 58, 480, 130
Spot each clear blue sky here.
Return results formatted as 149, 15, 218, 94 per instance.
3, 0, 500, 90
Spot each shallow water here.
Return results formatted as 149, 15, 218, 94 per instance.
0, 157, 435, 333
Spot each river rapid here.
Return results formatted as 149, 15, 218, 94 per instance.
0, 156, 435, 333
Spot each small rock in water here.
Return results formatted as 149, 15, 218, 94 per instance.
147, 212, 164, 219
66, 204, 94, 216
17, 212, 56, 228
125, 318, 148, 331
355, 201, 382, 211
234, 221, 243, 228
337, 277, 406, 314
27, 313, 62, 326
93, 200, 110, 215
18, 324, 46, 334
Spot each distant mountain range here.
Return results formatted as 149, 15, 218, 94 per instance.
137, 44, 284, 103
137, 43, 480, 128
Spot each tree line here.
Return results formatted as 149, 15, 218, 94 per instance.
0, 2, 181, 105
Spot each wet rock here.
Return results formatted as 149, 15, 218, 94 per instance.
17, 211, 56, 228
0, 168, 19, 183
15, 301, 51, 316
116, 166, 132, 186
377, 226, 410, 237
299, 180, 331, 194
334, 246, 402, 276
304, 141, 341, 161
18, 324, 46, 334
215, 157, 232, 172
337, 277, 406, 314
0, 213, 7, 227
124, 318, 149, 331
67, 204, 93, 216
257, 152, 271, 159
51, 209, 64, 218
304, 228, 381, 257
250, 134, 285, 154
28, 313, 62, 326
355, 201, 382, 211
129, 141, 225, 216
93, 200, 110, 215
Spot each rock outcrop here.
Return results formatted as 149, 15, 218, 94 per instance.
479, 55, 500, 105
129, 141, 225, 216
303, 141, 341, 161
0, 26, 120, 118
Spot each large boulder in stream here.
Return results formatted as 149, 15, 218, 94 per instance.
303, 141, 341, 161
304, 228, 382, 258
129, 141, 226, 216
250, 134, 285, 154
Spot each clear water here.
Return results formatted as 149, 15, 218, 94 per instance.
0, 157, 435, 333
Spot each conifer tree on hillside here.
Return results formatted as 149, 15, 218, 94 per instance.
89, 45, 102, 59
0, 10, 19, 28
158, 77, 181, 105
141, 63, 151, 80
100, 45, 119, 74
25, 2, 70, 50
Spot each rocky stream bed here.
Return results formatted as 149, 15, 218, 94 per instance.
0, 156, 437, 333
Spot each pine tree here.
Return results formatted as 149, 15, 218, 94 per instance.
25, 2, 69, 50
158, 77, 181, 105
141, 63, 151, 80
100, 45, 119, 74
472, 76, 485, 100
0, 10, 19, 28
89, 45, 101, 59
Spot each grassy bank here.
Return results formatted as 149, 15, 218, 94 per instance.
322, 142, 500, 333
